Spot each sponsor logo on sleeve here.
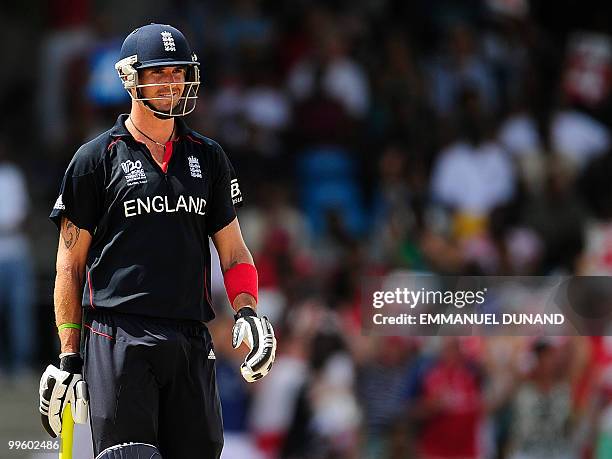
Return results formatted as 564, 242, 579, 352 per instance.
231, 178, 242, 205
53, 195, 65, 210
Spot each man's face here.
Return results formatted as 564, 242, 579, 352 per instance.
138, 66, 187, 111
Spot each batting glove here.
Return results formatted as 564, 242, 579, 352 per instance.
39, 353, 89, 437
232, 307, 277, 382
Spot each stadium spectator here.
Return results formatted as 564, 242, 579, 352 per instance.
288, 21, 370, 119
0, 142, 35, 378
506, 338, 587, 459
407, 337, 485, 459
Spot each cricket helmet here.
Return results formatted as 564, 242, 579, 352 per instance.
115, 23, 200, 117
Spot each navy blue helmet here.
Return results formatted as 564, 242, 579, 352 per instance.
115, 23, 200, 117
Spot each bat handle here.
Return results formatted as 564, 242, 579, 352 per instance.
59, 404, 74, 459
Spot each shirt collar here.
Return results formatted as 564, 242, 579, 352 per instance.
109, 114, 193, 139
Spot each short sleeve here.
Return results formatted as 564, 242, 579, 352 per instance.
49, 148, 104, 234
206, 145, 243, 236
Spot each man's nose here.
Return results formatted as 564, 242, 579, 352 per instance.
160, 71, 179, 84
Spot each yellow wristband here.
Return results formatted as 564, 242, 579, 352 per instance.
57, 323, 82, 331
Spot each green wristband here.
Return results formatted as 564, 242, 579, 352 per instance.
57, 322, 82, 331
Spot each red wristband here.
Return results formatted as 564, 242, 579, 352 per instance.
223, 263, 258, 305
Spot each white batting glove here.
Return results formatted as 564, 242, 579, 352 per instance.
232, 307, 277, 382
39, 353, 89, 437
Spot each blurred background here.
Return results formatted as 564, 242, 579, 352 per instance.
2, 0, 612, 458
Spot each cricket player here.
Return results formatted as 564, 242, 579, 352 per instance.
38, 23, 276, 458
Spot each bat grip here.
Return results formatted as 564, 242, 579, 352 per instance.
59, 403, 74, 459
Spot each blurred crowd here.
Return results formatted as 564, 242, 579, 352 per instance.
2, 0, 612, 458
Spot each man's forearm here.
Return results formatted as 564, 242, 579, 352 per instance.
54, 267, 84, 354
222, 246, 254, 273
212, 218, 258, 312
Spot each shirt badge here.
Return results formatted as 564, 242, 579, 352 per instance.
188, 156, 202, 178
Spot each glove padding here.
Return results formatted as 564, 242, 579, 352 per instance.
39, 353, 89, 437
232, 307, 277, 382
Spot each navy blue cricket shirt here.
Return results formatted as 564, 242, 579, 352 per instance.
50, 114, 243, 322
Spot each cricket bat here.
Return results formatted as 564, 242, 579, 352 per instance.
59, 404, 74, 459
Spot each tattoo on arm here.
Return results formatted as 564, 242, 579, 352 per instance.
62, 219, 81, 250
